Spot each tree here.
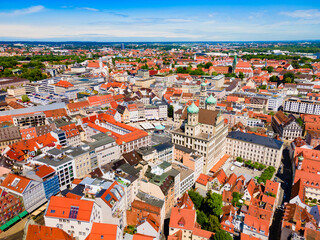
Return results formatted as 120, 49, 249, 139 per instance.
236, 157, 243, 162
206, 215, 221, 232
283, 72, 295, 82
269, 75, 279, 82
188, 190, 204, 210
232, 192, 241, 206
238, 72, 244, 80
168, 105, 174, 118
196, 210, 208, 227
21, 95, 30, 102
213, 230, 233, 240
284, 77, 294, 83
267, 66, 274, 73
296, 118, 304, 127
204, 62, 213, 69
202, 191, 223, 216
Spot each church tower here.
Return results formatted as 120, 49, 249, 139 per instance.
232, 55, 238, 73
206, 94, 217, 111
199, 80, 207, 109
186, 102, 200, 137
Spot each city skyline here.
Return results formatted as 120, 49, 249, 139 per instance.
1, 0, 320, 41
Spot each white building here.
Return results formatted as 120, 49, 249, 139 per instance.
226, 131, 283, 168
284, 98, 320, 115
172, 96, 228, 173
89, 134, 120, 167
0, 174, 47, 212
44, 196, 101, 240
30, 149, 76, 190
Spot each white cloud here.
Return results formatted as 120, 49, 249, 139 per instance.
78, 7, 99, 12
280, 9, 320, 19
0, 5, 44, 16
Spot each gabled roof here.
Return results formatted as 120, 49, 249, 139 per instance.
169, 207, 196, 231
196, 173, 212, 186
212, 169, 227, 184
26, 224, 74, 240
1, 173, 31, 194
46, 196, 94, 222
85, 222, 118, 240
176, 192, 194, 210
55, 80, 74, 88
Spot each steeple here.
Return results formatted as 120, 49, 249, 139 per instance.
232, 55, 238, 73
199, 79, 207, 109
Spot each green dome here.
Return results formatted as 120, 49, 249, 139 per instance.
206, 94, 217, 105
201, 82, 207, 87
187, 102, 199, 114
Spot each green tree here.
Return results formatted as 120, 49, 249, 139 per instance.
267, 66, 274, 73
269, 75, 279, 82
236, 157, 243, 162
238, 72, 244, 80
284, 77, 294, 83
168, 105, 174, 118
296, 118, 304, 127
232, 192, 241, 206
283, 72, 295, 82
213, 230, 233, 240
188, 190, 204, 210
21, 95, 30, 102
202, 191, 223, 216
196, 210, 208, 227
204, 62, 213, 69
206, 215, 221, 233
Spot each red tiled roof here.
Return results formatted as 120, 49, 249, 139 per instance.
240, 233, 260, 240
26, 224, 74, 240
67, 101, 90, 112
35, 165, 55, 179
196, 174, 212, 186
210, 154, 229, 173
1, 173, 31, 194
169, 207, 196, 231
85, 222, 118, 240
46, 196, 94, 222
55, 80, 74, 88
59, 123, 80, 139
192, 227, 214, 238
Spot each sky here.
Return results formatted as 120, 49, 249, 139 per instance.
1, 0, 320, 41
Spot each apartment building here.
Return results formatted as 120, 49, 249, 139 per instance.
12, 112, 46, 127
0, 174, 47, 212
45, 196, 101, 240
89, 134, 120, 167
226, 131, 283, 168
284, 98, 320, 115
32, 148, 76, 190
0, 126, 21, 151
272, 111, 302, 140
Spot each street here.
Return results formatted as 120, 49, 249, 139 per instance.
269, 147, 293, 240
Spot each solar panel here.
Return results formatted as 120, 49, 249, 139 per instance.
69, 206, 79, 219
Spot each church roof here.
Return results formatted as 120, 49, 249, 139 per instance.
187, 102, 199, 114
206, 94, 217, 105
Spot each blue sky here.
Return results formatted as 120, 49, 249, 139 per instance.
1, 0, 320, 41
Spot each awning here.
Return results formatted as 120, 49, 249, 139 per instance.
0, 223, 9, 231
18, 211, 28, 218
0, 211, 26, 231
